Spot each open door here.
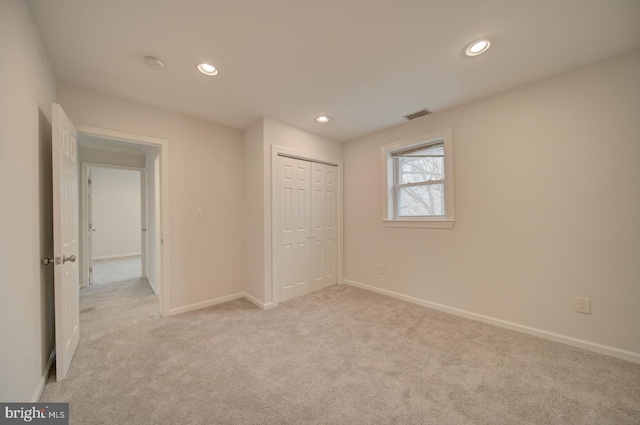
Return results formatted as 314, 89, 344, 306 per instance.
87, 168, 94, 285
52, 103, 80, 381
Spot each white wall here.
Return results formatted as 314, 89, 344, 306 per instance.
0, 0, 57, 401
263, 118, 344, 159
343, 50, 640, 358
79, 146, 146, 168
90, 167, 141, 259
58, 83, 245, 313
243, 120, 265, 302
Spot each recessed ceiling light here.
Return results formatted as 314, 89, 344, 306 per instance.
198, 63, 218, 76
465, 39, 491, 57
316, 116, 330, 123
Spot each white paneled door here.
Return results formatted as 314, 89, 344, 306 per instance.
276, 156, 338, 303
310, 162, 338, 292
52, 103, 80, 381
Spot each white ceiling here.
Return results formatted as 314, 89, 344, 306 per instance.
27, 0, 640, 142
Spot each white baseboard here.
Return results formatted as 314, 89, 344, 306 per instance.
167, 293, 245, 316
92, 252, 141, 261
32, 350, 55, 402
243, 292, 273, 310
343, 279, 640, 364
147, 278, 160, 296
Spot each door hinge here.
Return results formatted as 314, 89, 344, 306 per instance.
89, 266, 93, 273
88, 179, 92, 185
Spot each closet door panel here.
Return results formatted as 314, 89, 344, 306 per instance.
311, 162, 338, 289
277, 156, 311, 302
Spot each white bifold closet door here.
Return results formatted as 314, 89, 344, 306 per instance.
277, 155, 338, 303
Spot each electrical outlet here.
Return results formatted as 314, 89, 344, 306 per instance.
379, 265, 385, 275
575, 297, 591, 314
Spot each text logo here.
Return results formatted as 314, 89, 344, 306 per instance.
0, 404, 68, 425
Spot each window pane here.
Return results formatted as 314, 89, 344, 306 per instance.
398, 184, 445, 216
399, 156, 444, 184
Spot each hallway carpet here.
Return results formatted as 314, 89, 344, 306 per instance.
41, 281, 640, 425
91, 255, 141, 285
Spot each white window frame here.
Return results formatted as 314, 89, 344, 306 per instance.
381, 127, 455, 229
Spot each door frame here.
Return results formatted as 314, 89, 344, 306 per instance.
86, 166, 93, 286
76, 125, 171, 317
270, 145, 343, 306
80, 163, 145, 288
141, 169, 150, 282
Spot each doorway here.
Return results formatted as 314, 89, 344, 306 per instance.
76, 126, 169, 316
84, 165, 145, 286
49, 104, 170, 381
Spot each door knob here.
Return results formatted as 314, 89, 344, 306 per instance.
63, 255, 76, 263
89, 228, 96, 232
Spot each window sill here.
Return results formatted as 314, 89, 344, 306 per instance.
383, 219, 454, 229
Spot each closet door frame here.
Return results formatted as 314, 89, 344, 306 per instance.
271, 145, 343, 306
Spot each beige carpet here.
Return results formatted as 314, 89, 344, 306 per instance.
41, 280, 640, 425
91, 256, 141, 285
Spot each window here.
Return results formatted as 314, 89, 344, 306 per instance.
381, 128, 454, 228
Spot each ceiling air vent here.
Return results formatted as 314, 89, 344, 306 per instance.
403, 109, 431, 121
